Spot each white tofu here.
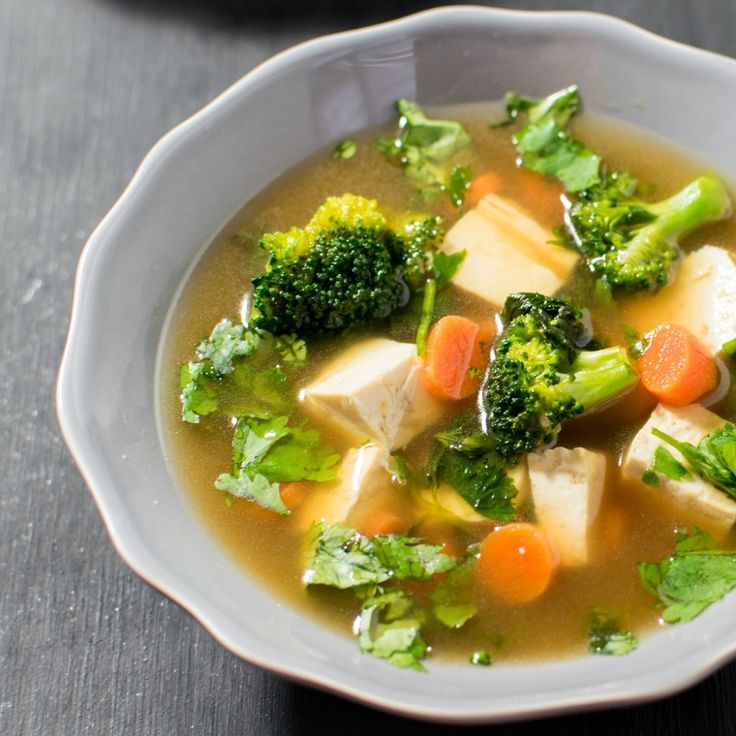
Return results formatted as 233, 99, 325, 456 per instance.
300, 338, 444, 451
441, 193, 579, 306
618, 245, 736, 355
622, 403, 736, 526
295, 444, 398, 532
528, 447, 606, 566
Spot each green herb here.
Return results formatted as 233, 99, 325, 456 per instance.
638, 527, 736, 623
622, 326, 648, 359
587, 610, 638, 655
470, 650, 492, 666
358, 589, 427, 671
499, 86, 601, 192
431, 554, 477, 628
274, 335, 307, 366
392, 454, 411, 484
652, 424, 736, 498
415, 278, 436, 356
179, 319, 260, 423
643, 446, 693, 487
377, 99, 471, 204
433, 249, 466, 289
215, 416, 339, 514
304, 522, 455, 589
722, 338, 736, 356
333, 139, 358, 160
593, 277, 615, 308
447, 164, 472, 208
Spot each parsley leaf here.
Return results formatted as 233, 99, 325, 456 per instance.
431, 553, 477, 628
215, 416, 339, 514
358, 589, 427, 671
433, 249, 466, 289
180, 362, 218, 423
587, 609, 638, 656
638, 528, 736, 623
643, 446, 693, 487
652, 424, 736, 498
274, 335, 307, 367
304, 522, 456, 589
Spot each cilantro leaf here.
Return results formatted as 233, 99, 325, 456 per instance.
303, 523, 390, 588
358, 589, 427, 671
643, 445, 693, 487
371, 536, 455, 581
433, 249, 466, 289
447, 164, 471, 208
274, 335, 307, 367
652, 424, 736, 498
638, 527, 736, 623
304, 523, 456, 589
333, 139, 358, 160
179, 319, 259, 423
499, 86, 601, 193
587, 610, 638, 656
431, 554, 477, 628
378, 99, 471, 204
215, 415, 339, 515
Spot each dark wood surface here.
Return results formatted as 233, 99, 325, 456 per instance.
3, 1, 736, 733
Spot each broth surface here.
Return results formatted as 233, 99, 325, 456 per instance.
160, 105, 736, 663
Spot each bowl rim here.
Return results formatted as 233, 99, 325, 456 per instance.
57, 4, 736, 723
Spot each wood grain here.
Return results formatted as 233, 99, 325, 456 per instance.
2, 0, 735, 733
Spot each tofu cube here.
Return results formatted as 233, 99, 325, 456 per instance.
618, 246, 736, 355
300, 338, 444, 451
528, 447, 606, 566
441, 193, 579, 306
295, 444, 401, 532
622, 403, 736, 526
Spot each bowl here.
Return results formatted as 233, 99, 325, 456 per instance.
57, 5, 736, 723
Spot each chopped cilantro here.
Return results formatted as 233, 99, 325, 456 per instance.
470, 650, 492, 666
274, 335, 307, 366
391, 454, 411, 484
358, 589, 427, 671
643, 445, 693, 487
652, 424, 736, 498
587, 610, 638, 656
180, 362, 218, 423
215, 415, 339, 514
431, 553, 477, 628
333, 139, 358, 160
447, 164, 472, 208
638, 527, 736, 623
433, 249, 466, 289
304, 522, 455, 589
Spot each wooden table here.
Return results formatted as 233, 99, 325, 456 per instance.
3, 1, 735, 733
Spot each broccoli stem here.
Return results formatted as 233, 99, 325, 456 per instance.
619, 174, 731, 267
556, 346, 638, 413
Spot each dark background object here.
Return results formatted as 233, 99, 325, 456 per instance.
2, 1, 735, 734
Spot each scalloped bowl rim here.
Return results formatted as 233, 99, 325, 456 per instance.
57, 5, 736, 723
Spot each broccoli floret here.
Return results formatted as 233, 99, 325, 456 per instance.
500, 86, 732, 291
251, 195, 443, 337
570, 172, 732, 290
486, 293, 638, 459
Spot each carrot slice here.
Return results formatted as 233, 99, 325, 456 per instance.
279, 482, 310, 511
639, 323, 718, 406
465, 172, 503, 208
422, 315, 488, 400
476, 523, 559, 604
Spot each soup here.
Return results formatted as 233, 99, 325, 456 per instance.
161, 87, 736, 669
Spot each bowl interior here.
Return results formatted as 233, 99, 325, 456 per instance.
58, 7, 736, 722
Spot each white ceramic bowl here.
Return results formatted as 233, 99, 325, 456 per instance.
57, 6, 736, 723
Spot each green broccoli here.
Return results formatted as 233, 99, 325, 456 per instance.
251, 195, 443, 338
486, 293, 638, 459
500, 85, 732, 290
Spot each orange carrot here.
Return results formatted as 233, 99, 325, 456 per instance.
639, 323, 718, 405
279, 482, 310, 511
465, 172, 503, 208
476, 523, 559, 604
422, 315, 488, 400
356, 509, 408, 538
